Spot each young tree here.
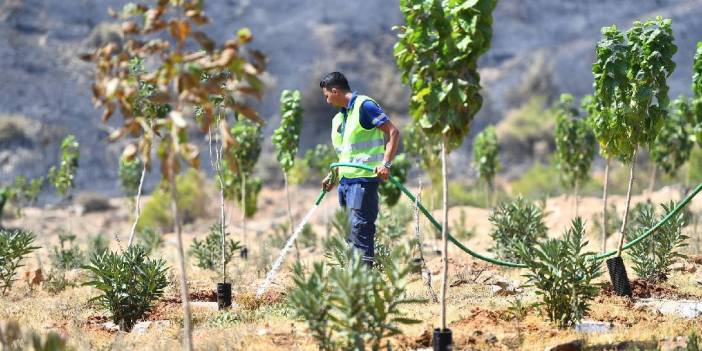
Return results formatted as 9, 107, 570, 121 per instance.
649, 97, 694, 192
692, 42, 702, 146
472, 126, 500, 208
554, 94, 595, 217
272, 90, 303, 258
221, 119, 263, 247
394, 0, 497, 337
592, 17, 677, 257
89, 2, 266, 348
48, 135, 80, 200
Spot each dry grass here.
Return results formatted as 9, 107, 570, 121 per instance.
2, 186, 702, 350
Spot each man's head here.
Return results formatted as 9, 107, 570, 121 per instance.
320, 72, 351, 108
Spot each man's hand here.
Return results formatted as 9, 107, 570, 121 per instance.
322, 174, 336, 191
375, 165, 390, 181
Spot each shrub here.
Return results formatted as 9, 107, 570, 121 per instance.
83, 245, 168, 331
510, 161, 563, 199
378, 154, 411, 207
290, 236, 422, 350
627, 201, 688, 282
0, 228, 38, 295
288, 144, 337, 185
298, 223, 317, 249
50, 231, 85, 270
189, 223, 241, 272
516, 218, 602, 328
137, 169, 208, 232
88, 234, 109, 257
136, 227, 163, 255
489, 196, 548, 262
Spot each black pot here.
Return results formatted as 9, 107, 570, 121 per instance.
217, 282, 232, 310
606, 256, 632, 297
433, 328, 452, 351
240, 246, 248, 260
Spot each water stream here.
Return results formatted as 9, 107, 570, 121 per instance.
255, 204, 320, 298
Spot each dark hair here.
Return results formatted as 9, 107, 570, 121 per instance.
319, 72, 351, 91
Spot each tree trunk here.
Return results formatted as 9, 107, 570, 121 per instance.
414, 180, 438, 303
127, 161, 147, 247
648, 165, 657, 195
219, 171, 226, 283
169, 155, 193, 351
241, 172, 247, 247
616, 149, 638, 257
574, 179, 580, 219
284, 172, 299, 261
602, 158, 610, 252
484, 179, 490, 209
439, 135, 449, 331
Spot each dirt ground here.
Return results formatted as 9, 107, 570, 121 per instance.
2, 184, 702, 350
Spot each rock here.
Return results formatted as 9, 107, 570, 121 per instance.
545, 340, 583, 351
484, 333, 498, 344
574, 320, 613, 333
635, 299, 702, 319
131, 321, 152, 334
102, 321, 119, 332
75, 192, 112, 214
490, 279, 521, 296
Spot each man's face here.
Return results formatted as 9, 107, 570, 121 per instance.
322, 87, 342, 108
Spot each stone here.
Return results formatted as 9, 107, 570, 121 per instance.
131, 321, 152, 334
574, 320, 613, 333
635, 299, 702, 319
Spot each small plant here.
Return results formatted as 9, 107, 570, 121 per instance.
688, 329, 701, 351
472, 125, 500, 207
516, 218, 602, 329
43, 270, 77, 294
489, 196, 548, 262
190, 223, 241, 272
627, 201, 688, 282
451, 209, 475, 240
136, 227, 163, 255
290, 236, 422, 350
84, 245, 168, 331
48, 135, 80, 199
0, 176, 44, 226
88, 234, 109, 257
298, 223, 317, 249
50, 231, 85, 270
0, 228, 39, 295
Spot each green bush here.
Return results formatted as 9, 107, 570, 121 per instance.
290, 236, 422, 350
48, 135, 79, 198
298, 223, 317, 249
189, 223, 241, 272
88, 234, 109, 257
0, 228, 38, 295
50, 231, 85, 270
626, 201, 688, 282
510, 161, 563, 199
137, 169, 208, 232
489, 196, 548, 262
288, 144, 337, 185
136, 227, 163, 255
516, 218, 602, 329
378, 154, 411, 207
84, 245, 168, 331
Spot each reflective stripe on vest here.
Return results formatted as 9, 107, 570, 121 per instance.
331, 95, 385, 179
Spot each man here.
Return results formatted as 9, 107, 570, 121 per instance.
320, 72, 401, 265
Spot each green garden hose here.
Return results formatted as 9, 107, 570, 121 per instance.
317, 162, 702, 268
